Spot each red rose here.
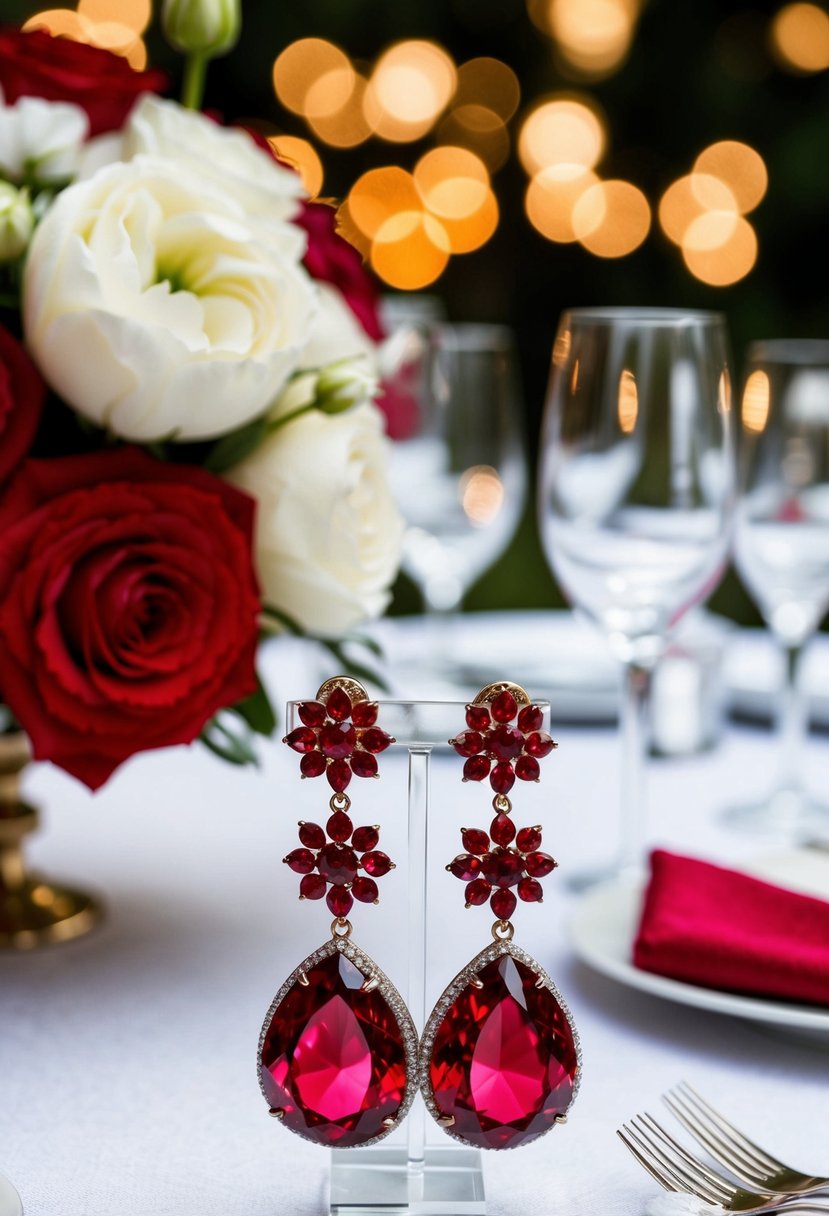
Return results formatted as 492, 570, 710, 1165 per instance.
0, 448, 260, 789
0, 28, 167, 136
297, 202, 385, 342
0, 325, 44, 484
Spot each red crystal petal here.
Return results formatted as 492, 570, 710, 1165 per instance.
298, 701, 327, 728
298, 822, 326, 850
326, 886, 354, 917
327, 759, 352, 792
490, 762, 516, 795
320, 722, 357, 759
317, 844, 359, 885
326, 687, 353, 721
463, 755, 491, 782
427, 953, 578, 1149
490, 813, 516, 846
360, 728, 393, 754
285, 848, 316, 874
482, 850, 524, 887
351, 701, 379, 727
487, 725, 525, 762
525, 851, 557, 878
352, 826, 380, 852
490, 888, 517, 920
516, 826, 542, 853
465, 704, 491, 731
517, 704, 544, 733
351, 876, 379, 903
491, 690, 518, 723
326, 811, 353, 842
461, 828, 490, 856
285, 727, 317, 754
300, 751, 326, 779
449, 853, 482, 881
299, 874, 326, 900
518, 877, 544, 902
361, 850, 392, 877
452, 730, 484, 758
351, 751, 379, 778
464, 878, 491, 906
525, 731, 555, 758
515, 755, 540, 782
260, 949, 409, 1147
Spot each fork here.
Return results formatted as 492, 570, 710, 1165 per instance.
617, 1113, 829, 1213
663, 1082, 829, 1199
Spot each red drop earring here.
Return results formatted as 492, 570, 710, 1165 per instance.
420, 681, 581, 1151
257, 677, 418, 1148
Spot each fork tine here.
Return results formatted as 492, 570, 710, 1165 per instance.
622, 1119, 724, 1205
665, 1088, 770, 1184
617, 1126, 682, 1194
630, 1114, 737, 1205
676, 1081, 784, 1172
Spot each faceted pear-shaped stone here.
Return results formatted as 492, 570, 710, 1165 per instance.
424, 949, 579, 1150
260, 945, 413, 1147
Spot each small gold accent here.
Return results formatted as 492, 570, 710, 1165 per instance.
329, 791, 351, 814
554, 1114, 568, 1125
361, 976, 380, 992
316, 675, 369, 706
269, 1108, 285, 1120
492, 793, 512, 815
382, 1117, 396, 1128
472, 681, 531, 711
438, 1115, 456, 1128
297, 971, 309, 987
534, 975, 546, 988
331, 917, 353, 939
469, 976, 484, 989
491, 919, 514, 942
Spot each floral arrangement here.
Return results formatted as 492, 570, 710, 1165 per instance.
0, 1, 403, 791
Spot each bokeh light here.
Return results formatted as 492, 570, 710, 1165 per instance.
460, 466, 505, 525
771, 2, 829, 72
306, 74, 373, 147
572, 180, 651, 256
658, 174, 738, 245
681, 215, 758, 285
525, 165, 600, 242
365, 41, 457, 143
694, 141, 768, 213
78, 0, 149, 30
617, 369, 638, 433
273, 39, 352, 116
742, 370, 771, 433
348, 167, 422, 240
548, 0, 639, 77
519, 96, 606, 175
268, 135, 324, 198
436, 189, 500, 253
414, 147, 489, 218
370, 211, 450, 289
24, 5, 146, 64
438, 105, 511, 171
454, 57, 521, 120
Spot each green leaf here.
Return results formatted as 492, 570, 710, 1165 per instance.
345, 632, 384, 659
199, 715, 259, 766
320, 639, 390, 693
203, 415, 269, 473
233, 673, 277, 737
261, 603, 306, 635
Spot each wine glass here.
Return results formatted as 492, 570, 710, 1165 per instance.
727, 339, 829, 837
538, 308, 735, 878
386, 322, 527, 669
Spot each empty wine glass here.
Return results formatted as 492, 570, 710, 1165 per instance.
727, 339, 829, 837
386, 322, 527, 668
538, 308, 735, 879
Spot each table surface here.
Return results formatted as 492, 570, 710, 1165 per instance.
2, 624, 829, 1216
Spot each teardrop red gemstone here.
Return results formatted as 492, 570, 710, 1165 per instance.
490, 813, 516, 846
490, 690, 518, 723
260, 949, 409, 1146
351, 751, 378, 778
351, 700, 379, 727
351, 825, 379, 852
298, 701, 327, 728
465, 704, 491, 731
298, 822, 326, 850
517, 704, 543, 733
285, 727, 317, 754
427, 952, 578, 1149
326, 687, 353, 721
300, 751, 326, 778
461, 828, 490, 855
327, 811, 353, 842
463, 755, 491, 782
452, 730, 484, 758
327, 759, 352, 792
489, 762, 516, 795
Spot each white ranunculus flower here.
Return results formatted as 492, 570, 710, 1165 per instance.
23, 155, 317, 442
0, 91, 88, 186
225, 400, 403, 636
301, 281, 377, 369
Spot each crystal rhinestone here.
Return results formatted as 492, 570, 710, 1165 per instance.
490, 690, 518, 723
298, 701, 327, 728
490, 813, 516, 846
517, 704, 543, 733
464, 878, 491, 906
487, 725, 525, 762
299, 874, 326, 900
352, 826, 379, 852
524, 731, 555, 758
515, 755, 540, 782
300, 751, 326, 779
465, 704, 491, 731
326, 811, 353, 842
360, 728, 393, 754
525, 851, 557, 878
351, 701, 379, 728
426, 953, 578, 1149
260, 950, 409, 1147
490, 762, 516, 795
490, 888, 517, 920
361, 850, 392, 877
326, 886, 354, 917
452, 730, 484, 758
449, 854, 482, 881
351, 876, 379, 903
463, 755, 491, 782
516, 826, 542, 853
461, 828, 490, 855
327, 759, 352, 792
298, 822, 326, 850
317, 844, 359, 885
320, 722, 357, 760
326, 687, 353, 721
285, 727, 317, 754
351, 751, 378, 778
285, 848, 316, 874
518, 877, 544, 902
482, 850, 524, 888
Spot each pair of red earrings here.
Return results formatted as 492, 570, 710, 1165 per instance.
257, 677, 581, 1152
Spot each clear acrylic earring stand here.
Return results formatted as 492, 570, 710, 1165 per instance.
285, 696, 550, 1216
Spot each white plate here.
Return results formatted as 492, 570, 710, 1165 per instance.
569, 851, 829, 1046
0, 1173, 22, 1216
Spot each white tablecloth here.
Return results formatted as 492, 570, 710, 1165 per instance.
2, 630, 829, 1216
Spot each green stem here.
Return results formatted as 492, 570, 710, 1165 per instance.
266, 403, 318, 435
181, 52, 208, 110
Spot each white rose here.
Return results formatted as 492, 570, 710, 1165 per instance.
301, 281, 377, 369
23, 155, 317, 442
225, 401, 403, 636
0, 92, 88, 186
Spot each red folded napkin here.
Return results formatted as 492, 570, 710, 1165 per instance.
633, 849, 829, 1007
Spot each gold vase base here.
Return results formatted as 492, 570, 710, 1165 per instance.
0, 875, 103, 949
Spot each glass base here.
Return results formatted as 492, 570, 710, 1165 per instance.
330, 1145, 485, 1216
721, 786, 829, 843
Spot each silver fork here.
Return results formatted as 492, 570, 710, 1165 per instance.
663, 1082, 829, 1199
617, 1113, 829, 1213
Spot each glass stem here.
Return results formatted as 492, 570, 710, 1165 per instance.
618, 660, 653, 877
776, 643, 807, 797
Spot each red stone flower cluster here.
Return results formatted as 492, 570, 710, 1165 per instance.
284, 805, 395, 918
284, 687, 394, 792
450, 689, 556, 795
447, 814, 558, 920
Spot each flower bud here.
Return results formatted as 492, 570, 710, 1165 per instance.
316, 358, 379, 415
161, 0, 241, 57
0, 183, 34, 262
